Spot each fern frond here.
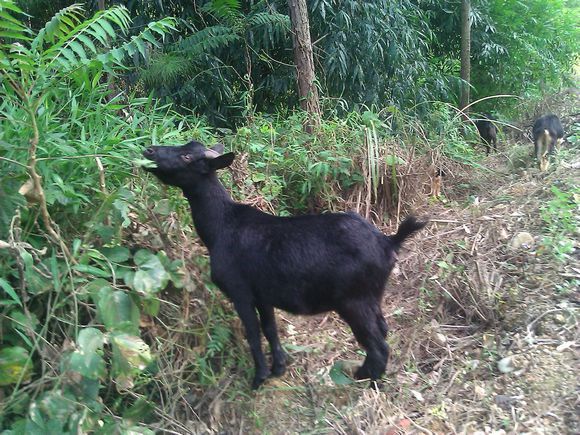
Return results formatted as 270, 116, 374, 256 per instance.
141, 52, 195, 88
96, 18, 176, 68
247, 12, 290, 31
202, 0, 242, 24
42, 6, 133, 70
0, 0, 31, 42
176, 25, 239, 55
31, 4, 84, 50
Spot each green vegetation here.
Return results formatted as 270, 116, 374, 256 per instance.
540, 185, 579, 263
1, 0, 578, 432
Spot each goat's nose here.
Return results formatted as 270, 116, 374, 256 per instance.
143, 147, 155, 157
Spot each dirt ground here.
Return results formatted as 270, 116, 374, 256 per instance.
194, 141, 579, 434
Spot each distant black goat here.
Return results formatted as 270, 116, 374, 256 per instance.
532, 114, 564, 171
143, 141, 427, 389
474, 114, 498, 154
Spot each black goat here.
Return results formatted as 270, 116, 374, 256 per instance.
532, 114, 564, 171
474, 114, 498, 154
143, 141, 427, 389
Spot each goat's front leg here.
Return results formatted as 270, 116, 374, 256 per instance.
257, 303, 287, 377
231, 298, 269, 389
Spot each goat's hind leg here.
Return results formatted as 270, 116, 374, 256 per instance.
339, 301, 389, 382
257, 302, 287, 377
374, 305, 388, 339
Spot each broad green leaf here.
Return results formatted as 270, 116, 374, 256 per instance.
141, 297, 160, 316
134, 38, 147, 58
37, 390, 77, 425
130, 250, 170, 295
131, 270, 157, 296
0, 346, 32, 386
77, 327, 105, 353
70, 376, 101, 405
85, 278, 113, 301
68, 351, 106, 380
329, 360, 355, 386
96, 287, 140, 334
68, 328, 106, 380
111, 333, 152, 371
99, 246, 131, 263
157, 251, 184, 288
0, 30, 31, 40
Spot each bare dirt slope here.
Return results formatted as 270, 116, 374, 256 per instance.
199, 138, 579, 434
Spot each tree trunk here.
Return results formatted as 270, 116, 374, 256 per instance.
287, 0, 321, 133
460, 0, 471, 114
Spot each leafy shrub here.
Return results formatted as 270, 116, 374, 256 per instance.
540, 185, 579, 262
0, 2, 194, 432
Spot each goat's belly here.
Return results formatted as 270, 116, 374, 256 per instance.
264, 289, 335, 315
273, 299, 332, 315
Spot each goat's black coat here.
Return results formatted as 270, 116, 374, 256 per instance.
474, 114, 498, 154
532, 114, 564, 155
143, 141, 427, 388
532, 114, 564, 170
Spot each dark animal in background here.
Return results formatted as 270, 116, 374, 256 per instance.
474, 114, 498, 154
532, 114, 564, 171
143, 141, 427, 389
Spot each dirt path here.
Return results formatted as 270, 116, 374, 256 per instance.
207, 143, 579, 434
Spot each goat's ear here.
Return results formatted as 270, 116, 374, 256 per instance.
208, 152, 235, 170
210, 143, 225, 155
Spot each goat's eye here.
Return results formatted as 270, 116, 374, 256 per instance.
181, 154, 193, 163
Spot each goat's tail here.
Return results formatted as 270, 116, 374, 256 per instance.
536, 129, 551, 164
390, 216, 427, 248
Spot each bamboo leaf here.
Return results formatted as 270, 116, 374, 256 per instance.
0, 277, 21, 307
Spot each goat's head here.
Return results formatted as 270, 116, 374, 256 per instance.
142, 141, 235, 188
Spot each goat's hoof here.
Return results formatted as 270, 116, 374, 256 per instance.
251, 373, 269, 390
270, 363, 286, 377
354, 366, 370, 380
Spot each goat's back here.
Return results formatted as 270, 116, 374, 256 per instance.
475, 119, 497, 141
533, 114, 564, 141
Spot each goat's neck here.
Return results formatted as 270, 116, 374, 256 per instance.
182, 174, 233, 250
